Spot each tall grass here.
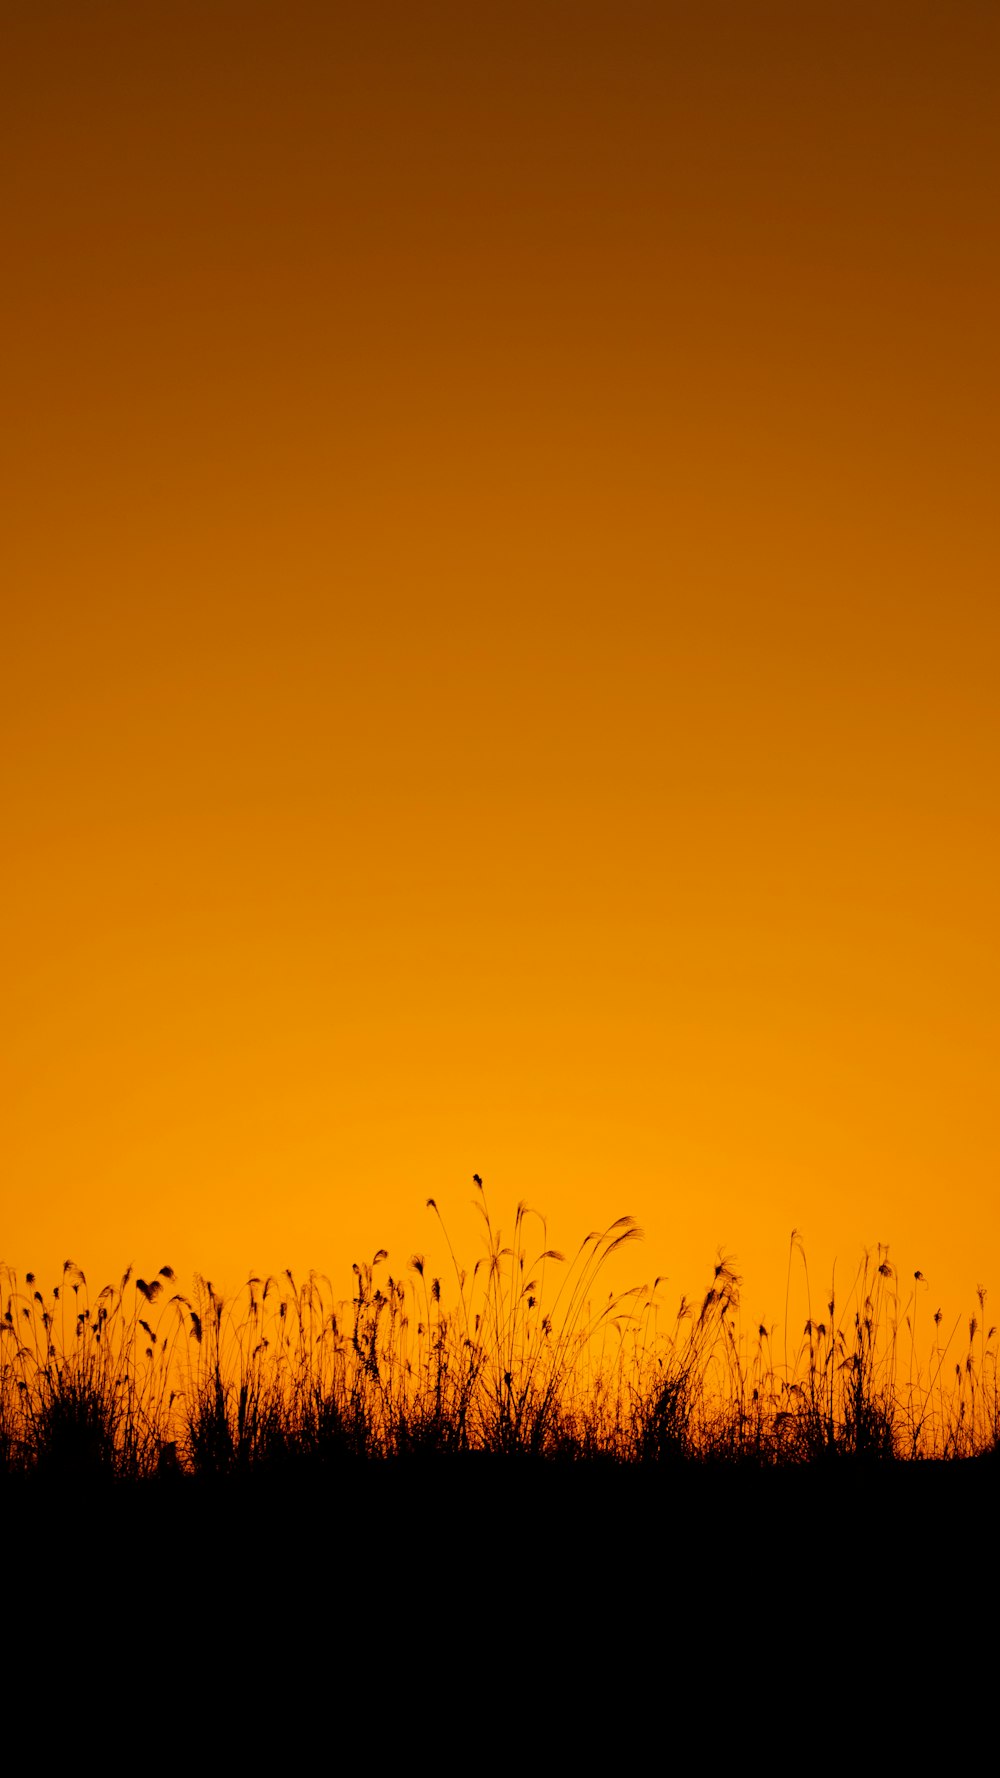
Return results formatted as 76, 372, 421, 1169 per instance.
1, 1183, 997, 1480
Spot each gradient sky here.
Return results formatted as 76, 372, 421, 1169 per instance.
3, 1, 999, 1334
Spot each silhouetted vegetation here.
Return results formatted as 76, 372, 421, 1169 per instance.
2, 1183, 997, 1483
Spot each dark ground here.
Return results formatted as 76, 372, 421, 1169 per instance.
4, 1457, 995, 1745
6, 1453, 995, 1610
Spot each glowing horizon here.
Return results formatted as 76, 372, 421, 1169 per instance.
4, 3, 999, 1343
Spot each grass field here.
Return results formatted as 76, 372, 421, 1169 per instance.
3, 1183, 997, 1482
4, 1187, 997, 1740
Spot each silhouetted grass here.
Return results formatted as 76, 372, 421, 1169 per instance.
2, 1181, 997, 1483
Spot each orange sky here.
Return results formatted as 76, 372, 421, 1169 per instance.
3, 1, 999, 1336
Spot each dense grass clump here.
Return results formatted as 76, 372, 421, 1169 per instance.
1, 1183, 997, 1482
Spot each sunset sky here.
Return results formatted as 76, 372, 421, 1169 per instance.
3, 1, 999, 1335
